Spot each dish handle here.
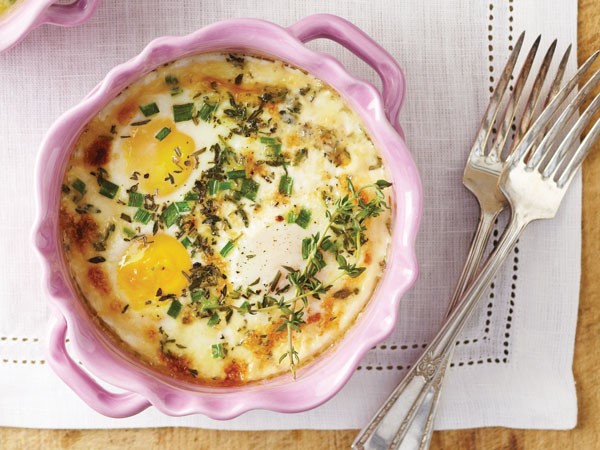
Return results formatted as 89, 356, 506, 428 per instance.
46, 312, 151, 418
287, 14, 405, 135
42, 0, 98, 27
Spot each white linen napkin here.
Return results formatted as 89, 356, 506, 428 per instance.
0, 0, 579, 430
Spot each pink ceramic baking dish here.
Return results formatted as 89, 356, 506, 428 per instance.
0, 0, 100, 53
33, 14, 421, 419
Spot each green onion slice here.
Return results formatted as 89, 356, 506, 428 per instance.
173, 103, 194, 122
99, 179, 119, 199
167, 300, 182, 319
227, 169, 246, 180
198, 102, 218, 121
72, 178, 86, 194
161, 203, 179, 228
133, 208, 152, 224
240, 178, 259, 201
220, 240, 235, 257
295, 207, 312, 229
128, 191, 144, 207
155, 127, 171, 141
279, 175, 293, 196
139, 102, 159, 117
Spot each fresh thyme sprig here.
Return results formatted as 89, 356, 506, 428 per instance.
276, 177, 391, 378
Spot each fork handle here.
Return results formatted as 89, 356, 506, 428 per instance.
396, 207, 503, 450
444, 208, 500, 315
352, 215, 528, 450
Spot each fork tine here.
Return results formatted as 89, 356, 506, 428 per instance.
472, 32, 525, 155
509, 50, 600, 166
529, 67, 600, 169
488, 35, 542, 161
546, 93, 600, 183
543, 43, 571, 108
542, 91, 600, 177
556, 116, 600, 187
511, 39, 557, 148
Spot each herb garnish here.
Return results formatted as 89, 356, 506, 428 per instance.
211, 343, 226, 359
155, 127, 171, 141
72, 178, 86, 195
274, 178, 391, 377
198, 102, 218, 121
173, 103, 195, 122
133, 208, 153, 224
128, 191, 144, 207
240, 178, 259, 201
99, 179, 119, 199
167, 300, 182, 318
279, 175, 293, 196
140, 102, 159, 117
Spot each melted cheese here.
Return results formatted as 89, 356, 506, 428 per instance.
60, 53, 393, 385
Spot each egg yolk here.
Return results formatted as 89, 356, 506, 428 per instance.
117, 234, 192, 310
122, 118, 196, 196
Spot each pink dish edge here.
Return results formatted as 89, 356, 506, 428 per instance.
0, 0, 100, 54
33, 14, 422, 419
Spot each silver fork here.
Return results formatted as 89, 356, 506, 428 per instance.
353, 44, 600, 449
400, 36, 574, 450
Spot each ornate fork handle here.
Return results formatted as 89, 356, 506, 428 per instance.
353, 215, 527, 450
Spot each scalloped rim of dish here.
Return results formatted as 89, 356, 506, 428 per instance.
33, 16, 421, 419
0, 0, 100, 53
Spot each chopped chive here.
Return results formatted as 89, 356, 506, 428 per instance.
123, 227, 136, 238
133, 208, 152, 224
227, 169, 246, 180
207, 312, 221, 327
72, 178, 86, 194
218, 181, 232, 191
184, 191, 199, 201
240, 178, 259, 201
167, 300, 182, 319
295, 207, 312, 229
173, 103, 194, 122
139, 102, 159, 117
99, 179, 119, 199
175, 201, 191, 213
198, 102, 217, 121
201, 297, 219, 312
211, 343, 226, 359
287, 211, 297, 223
208, 179, 219, 196
220, 240, 235, 257
88, 256, 106, 264
191, 289, 205, 303
259, 136, 278, 145
155, 127, 171, 141
128, 191, 144, 207
279, 175, 293, 196
181, 236, 192, 248
161, 203, 179, 228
